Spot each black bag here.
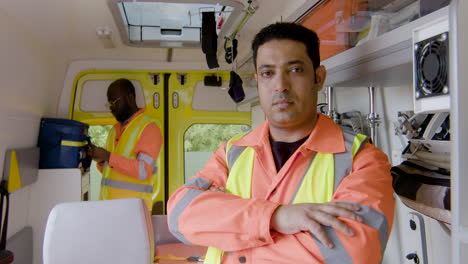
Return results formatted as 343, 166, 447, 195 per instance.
391, 160, 450, 210
228, 71, 245, 103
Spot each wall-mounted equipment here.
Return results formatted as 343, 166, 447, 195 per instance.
108, 0, 246, 48
95, 27, 116, 49
397, 112, 450, 166
413, 15, 449, 113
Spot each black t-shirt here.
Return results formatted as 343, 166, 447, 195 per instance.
270, 136, 309, 172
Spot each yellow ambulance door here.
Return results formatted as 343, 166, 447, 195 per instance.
70, 70, 251, 213
166, 71, 250, 196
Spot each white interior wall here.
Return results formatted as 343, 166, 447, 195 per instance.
251, 103, 265, 128
0, 7, 65, 246
452, 1, 468, 261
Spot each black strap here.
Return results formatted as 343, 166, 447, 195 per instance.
224, 38, 238, 64
201, 11, 219, 69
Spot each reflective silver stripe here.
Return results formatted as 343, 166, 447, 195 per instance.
137, 152, 157, 174
169, 177, 210, 244
347, 202, 389, 254
169, 188, 205, 244
138, 160, 147, 180
227, 145, 247, 171
226, 131, 250, 170
341, 130, 356, 151
289, 153, 317, 204
137, 152, 155, 166
334, 131, 354, 191
311, 203, 389, 263
101, 178, 153, 193
184, 177, 211, 189
310, 228, 353, 264
332, 201, 389, 255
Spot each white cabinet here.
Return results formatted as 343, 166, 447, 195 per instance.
450, 0, 468, 263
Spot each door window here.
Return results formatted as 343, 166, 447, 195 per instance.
184, 123, 249, 181
87, 125, 112, 201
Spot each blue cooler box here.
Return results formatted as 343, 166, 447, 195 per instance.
38, 118, 89, 169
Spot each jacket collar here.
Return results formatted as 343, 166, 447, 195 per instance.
234, 114, 346, 154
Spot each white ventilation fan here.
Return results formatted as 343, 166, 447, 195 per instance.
413, 14, 450, 113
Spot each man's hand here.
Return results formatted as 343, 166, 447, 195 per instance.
270, 202, 363, 248
87, 144, 111, 163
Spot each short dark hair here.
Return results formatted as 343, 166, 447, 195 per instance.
109, 78, 136, 97
251, 22, 320, 70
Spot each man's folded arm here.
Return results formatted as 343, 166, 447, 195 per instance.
321, 143, 395, 264
167, 142, 280, 251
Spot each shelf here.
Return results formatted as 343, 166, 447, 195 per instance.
323, 6, 449, 88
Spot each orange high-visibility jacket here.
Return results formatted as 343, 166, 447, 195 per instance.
167, 114, 394, 264
99, 108, 162, 210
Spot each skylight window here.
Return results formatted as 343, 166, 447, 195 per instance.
109, 0, 244, 48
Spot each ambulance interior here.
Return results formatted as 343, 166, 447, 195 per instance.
1, 0, 467, 263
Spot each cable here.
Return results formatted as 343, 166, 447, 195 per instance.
317, 103, 328, 114
341, 118, 362, 134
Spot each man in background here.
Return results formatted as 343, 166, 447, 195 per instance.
88, 78, 162, 212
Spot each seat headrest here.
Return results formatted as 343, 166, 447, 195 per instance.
43, 198, 154, 264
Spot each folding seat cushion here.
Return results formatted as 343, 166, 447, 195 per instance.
43, 198, 153, 264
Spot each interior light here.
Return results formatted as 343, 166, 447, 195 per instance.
96, 27, 116, 49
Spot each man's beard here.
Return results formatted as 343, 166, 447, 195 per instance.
115, 108, 134, 123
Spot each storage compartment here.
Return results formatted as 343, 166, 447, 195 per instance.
300, 0, 450, 61
38, 118, 89, 169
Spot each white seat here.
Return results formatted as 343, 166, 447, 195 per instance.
43, 198, 154, 264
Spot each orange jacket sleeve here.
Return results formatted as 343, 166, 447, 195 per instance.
167, 142, 280, 250
96, 162, 104, 172
329, 142, 395, 263
108, 123, 162, 180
